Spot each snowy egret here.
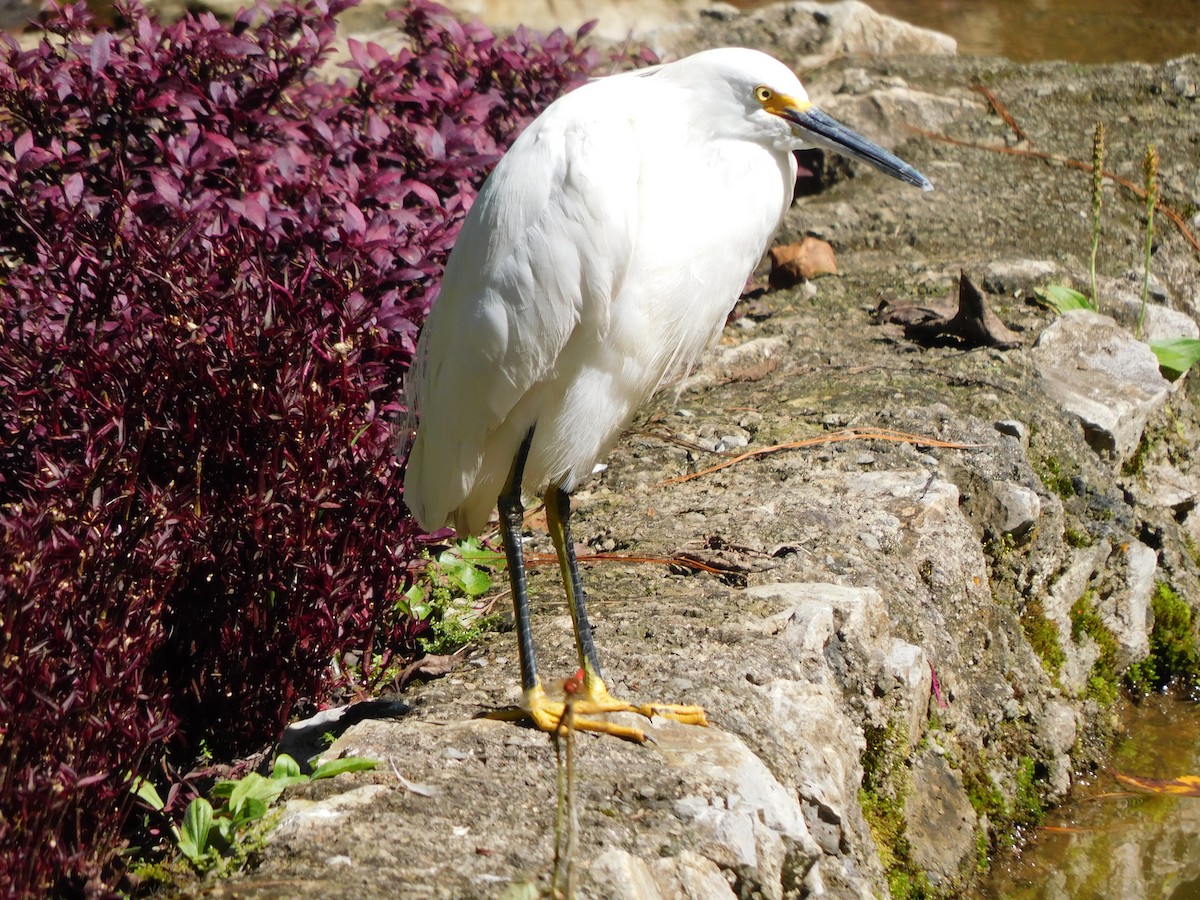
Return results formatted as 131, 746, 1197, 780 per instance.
405, 47, 931, 742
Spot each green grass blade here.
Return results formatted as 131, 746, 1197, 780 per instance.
311, 757, 378, 780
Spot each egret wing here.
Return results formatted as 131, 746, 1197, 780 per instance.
405, 84, 639, 531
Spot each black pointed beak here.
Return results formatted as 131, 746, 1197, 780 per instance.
783, 106, 933, 192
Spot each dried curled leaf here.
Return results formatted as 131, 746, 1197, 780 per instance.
1114, 772, 1200, 797
768, 237, 839, 288
876, 271, 1021, 349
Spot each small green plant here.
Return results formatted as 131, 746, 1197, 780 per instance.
134, 754, 376, 875
1033, 283, 1094, 313
1013, 756, 1046, 827
400, 537, 506, 654
1035, 455, 1077, 499
1137, 145, 1158, 339
1064, 522, 1095, 549
1028, 122, 1103, 316
1035, 132, 1200, 380
1121, 431, 1155, 477
960, 750, 1046, 866
1147, 336, 1200, 380
1133, 144, 1200, 377
984, 532, 1017, 563
857, 720, 939, 898
974, 827, 990, 874
1089, 122, 1106, 308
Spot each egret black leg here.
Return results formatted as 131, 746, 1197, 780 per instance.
544, 484, 603, 680
543, 482, 708, 733
498, 428, 539, 693
488, 437, 706, 742
487, 435, 645, 741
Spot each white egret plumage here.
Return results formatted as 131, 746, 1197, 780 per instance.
404, 47, 932, 741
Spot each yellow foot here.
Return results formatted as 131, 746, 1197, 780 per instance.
484, 679, 708, 743
582, 679, 709, 729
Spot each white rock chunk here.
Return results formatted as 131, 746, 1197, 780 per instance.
1032, 311, 1172, 463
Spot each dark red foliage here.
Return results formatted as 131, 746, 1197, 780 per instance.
0, 0, 602, 892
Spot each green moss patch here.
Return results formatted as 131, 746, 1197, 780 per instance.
1126, 582, 1200, 693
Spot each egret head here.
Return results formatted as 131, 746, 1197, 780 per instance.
679, 48, 933, 192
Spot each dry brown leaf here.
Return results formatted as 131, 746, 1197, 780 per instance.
724, 357, 779, 384
768, 237, 838, 289
1114, 772, 1200, 797
875, 272, 1020, 349
392, 652, 462, 690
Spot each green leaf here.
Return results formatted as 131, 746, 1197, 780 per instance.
211, 815, 236, 849
1035, 283, 1095, 313
178, 798, 214, 863
229, 772, 287, 815
311, 756, 378, 780
1148, 337, 1200, 380
130, 775, 165, 811
457, 537, 505, 570
450, 561, 492, 597
229, 796, 269, 828
272, 754, 303, 780
399, 583, 432, 620
211, 779, 236, 800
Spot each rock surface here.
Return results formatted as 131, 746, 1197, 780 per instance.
185, 3, 1200, 899
645, 1, 957, 68
1032, 310, 1174, 462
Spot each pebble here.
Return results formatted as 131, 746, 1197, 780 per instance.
994, 419, 1027, 441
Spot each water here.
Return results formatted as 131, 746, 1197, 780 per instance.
976, 694, 1200, 899
742, 0, 1200, 64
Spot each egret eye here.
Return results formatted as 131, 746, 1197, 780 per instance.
754, 85, 774, 104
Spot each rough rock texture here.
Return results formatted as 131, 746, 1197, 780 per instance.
1032, 310, 1174, 461
645, 1, 957, 69
186, 3, 1200, 899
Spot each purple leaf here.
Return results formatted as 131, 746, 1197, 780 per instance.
0, 1, 612, 894
62, 172, 84, 205
149, 170, 180, 206
89, 32, 111, 75
342, 202, 366, 235
13, 131, 33, 161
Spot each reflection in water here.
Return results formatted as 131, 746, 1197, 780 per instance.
736, 0, 1199, 63
1173, 871, 1200, 900
826, 0, 1200, 64
978, 695, 1200, 900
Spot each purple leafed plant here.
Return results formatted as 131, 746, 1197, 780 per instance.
0, 0, 604, 892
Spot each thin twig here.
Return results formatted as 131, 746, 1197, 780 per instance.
552, 674, 581, 899
663, 427, 986, 485
907, 125, 1199, 257
970, 85, 1032, 144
